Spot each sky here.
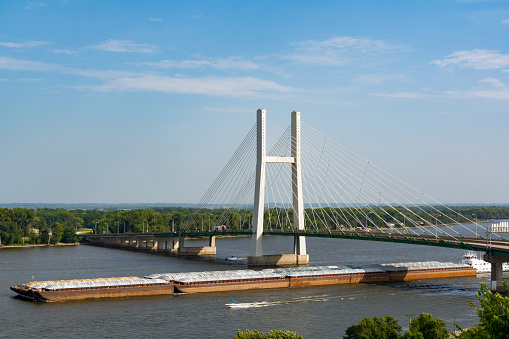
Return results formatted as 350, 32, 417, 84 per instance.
0, 0, 508, 205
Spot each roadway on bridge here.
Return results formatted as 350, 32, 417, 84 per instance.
86, 229, 509, 257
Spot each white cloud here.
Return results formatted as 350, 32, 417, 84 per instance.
352, 74, 408, 86
501, 19, 509, 25
17, 78, 44, 82
0, 41, 50, 48
203, 107, 254, 113
89, 40, 156, 53
478, 77, 507, 88
284, 36, 404, 66
372, 86, 509, 101
0, 56, 60, 72
142, 57, 262, 71
0, 56, 136, 79
149, 17, 162, 22
0, 56, 293, 98
84, 75, 296, 98
371, 91, 438, 100
432, 49, 509, 70
51, 49, 77, 54
25, 1, 46, 10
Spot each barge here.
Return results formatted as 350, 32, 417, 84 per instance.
11, 261, 475, 302
10, 277, 173, 302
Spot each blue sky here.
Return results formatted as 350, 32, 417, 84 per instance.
0, 0, 508, 204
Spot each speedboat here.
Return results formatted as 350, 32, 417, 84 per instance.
225, 300, 270, 308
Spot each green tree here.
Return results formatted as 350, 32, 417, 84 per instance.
61, 226, 78, 243
11, 207, 35, 236
344, 316, 402, 339
39, 226, 50, 244
28, 230, 39, 244
455, 325, 489, 339
457, 282, 509, 338
403, 313, 448, 339
234, 329, 303, 339
50, 222, 64, 244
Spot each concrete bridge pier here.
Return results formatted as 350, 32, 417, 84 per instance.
103, 236, 122, 247
155, 237, 175, 252
176, 234, 216, 257
84, 233, 217, 257
119, 236, 136, 248
484, 254, 509, 293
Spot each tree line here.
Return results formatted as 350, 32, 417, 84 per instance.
1, 205, 508, 246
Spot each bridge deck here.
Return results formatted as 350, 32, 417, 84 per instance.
84, 229, 509, 257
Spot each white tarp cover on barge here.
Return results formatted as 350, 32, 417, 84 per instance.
146, 261, 470, 284
28, 277, 168, 290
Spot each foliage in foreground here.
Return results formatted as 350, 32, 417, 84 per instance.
456, 282, 509, 339
343, 282, 509, 338
344, 316, 403, 339
234, 282, 509, 339
343, 313, 448, 339
234, 329, 303, 339
403, 313, 448, 339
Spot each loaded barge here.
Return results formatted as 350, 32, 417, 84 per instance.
11, 261, 475, 302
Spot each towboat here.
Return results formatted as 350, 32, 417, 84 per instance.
461, 251, 509, 273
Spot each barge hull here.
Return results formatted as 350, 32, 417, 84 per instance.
174, 267, 476, 293
11, 284, 174, 302
174, 279, 289, 294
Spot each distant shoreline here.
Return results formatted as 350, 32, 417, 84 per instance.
0, 243, 78, 249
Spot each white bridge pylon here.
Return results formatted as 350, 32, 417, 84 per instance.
249, 109, 308, 265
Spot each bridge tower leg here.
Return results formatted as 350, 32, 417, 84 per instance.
292, 110, 306, 256
484, 254, 509, 293
250, 109, 267, 258
248, 109, 309, 266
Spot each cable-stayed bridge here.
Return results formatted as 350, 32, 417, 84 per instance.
180, 109, 509, 288
85, 109, 509, 291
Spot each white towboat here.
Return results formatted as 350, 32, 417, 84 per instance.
461, 251, 509, 273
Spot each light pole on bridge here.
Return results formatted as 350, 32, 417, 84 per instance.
472, 214, 478, 238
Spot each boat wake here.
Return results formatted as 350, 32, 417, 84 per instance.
225, 290, 404, 309
226, 294, 334, 309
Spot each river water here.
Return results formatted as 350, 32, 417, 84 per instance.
1, 220, 508, 338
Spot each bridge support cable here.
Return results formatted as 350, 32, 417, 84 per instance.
182, 123, 257, 230
265, 123, 293, 231
300, 128, 398, 236
302, 123, 493, 238
300, 128, 396, 232
197, 123, 256, 206
267, 122, 332, 235
301, 132, 457, 239
299, 124, 418, 237
298, 122, 489, 241
300, 124, 434, 236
